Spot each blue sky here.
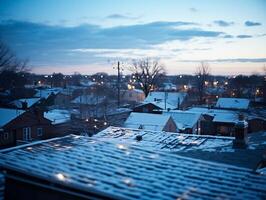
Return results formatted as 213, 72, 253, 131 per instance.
0, 0, 265, 75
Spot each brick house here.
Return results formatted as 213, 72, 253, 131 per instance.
0, 108, 53, 148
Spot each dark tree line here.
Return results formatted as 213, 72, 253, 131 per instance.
0, 41, 29, 90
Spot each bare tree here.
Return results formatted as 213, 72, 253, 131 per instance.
195, 61, 211, 104
0, 41, 29, 73
129, 58, 165, 97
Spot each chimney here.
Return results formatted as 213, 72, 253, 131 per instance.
233, 114, 248, 149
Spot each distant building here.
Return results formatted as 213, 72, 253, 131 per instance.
124, 112, 177, 132
144, 91, 187, 110
163, 110, 203, 134
120, 89, 145, 103
134, 91, 187, 113
215, 97, 250, 110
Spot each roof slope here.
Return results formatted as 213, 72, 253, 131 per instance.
188, 107, 239, 123
0, 135, 265, 200
144, 91, 186, 109
44, 109, 71, 125
124, 112, 171, 131
163, 110, 201, 130
11, 98, 40, 108
95, 127, 266, 169
0, 108, 25, 127
216, 98, 250, 110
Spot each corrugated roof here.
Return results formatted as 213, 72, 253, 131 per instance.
0, 134, 265, 199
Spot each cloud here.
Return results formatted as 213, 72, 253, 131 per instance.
245, 21, 262, 26
236, 35, 252, 38
213, 20, 234, 27
180, 58, 266, 63
106, 14, 140, 20
223, 34, 234, 38
0, 20, 224, 67
189, 8, 198, 12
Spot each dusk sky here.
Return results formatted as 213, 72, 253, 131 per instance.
0, 0, 265, 75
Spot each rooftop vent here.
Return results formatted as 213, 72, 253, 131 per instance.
135, 135, 143, 142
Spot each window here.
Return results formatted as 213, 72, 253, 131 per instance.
4, 132, 9, 140
23, 127, 31, 141
37, 128, 43, 136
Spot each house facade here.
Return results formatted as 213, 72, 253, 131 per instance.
0, 109, 53, 148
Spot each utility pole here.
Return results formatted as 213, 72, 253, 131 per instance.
112, 60, 123, 107
117, 61, 121, 107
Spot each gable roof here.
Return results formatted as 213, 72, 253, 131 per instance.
216, 98, 250, 110
0, 108, 25, 127
144, 91, 187, 109
124, 112, 172, 131
0, 134, 265, 199
163, 110, 201, 130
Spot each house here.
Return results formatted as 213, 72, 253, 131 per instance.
187, 107, 239, 136
120, 89, 145, 103
133, 102, 174, 113
71, 94, 105, 105
44, 109, 72, 137
163, 110, 203, 134
123, 112, 177, 132
0, 108, 25, 148
143, 91, 187, 110
71, 94, 107, 118
0, 132, 265, 200
247, 116, 266, 133
215, 97, 250, 110
0, 108, 52, 148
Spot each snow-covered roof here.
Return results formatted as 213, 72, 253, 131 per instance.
11, 98, 41, 109
163, 110, 201, 130
44, 109, 71, 125
0, 108, 25, 127
144, 91, 186, 109
96, 127, 234, 152
124, 112, 171, 131
34, 88, 62, 99
71, 94, 105, 105
80, 80, 96, 87
0, 134, 265, 199
96, 127, 266, 169
188, 107, 239, 124
216, 98, 250, 110
213, 112, 239, 123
